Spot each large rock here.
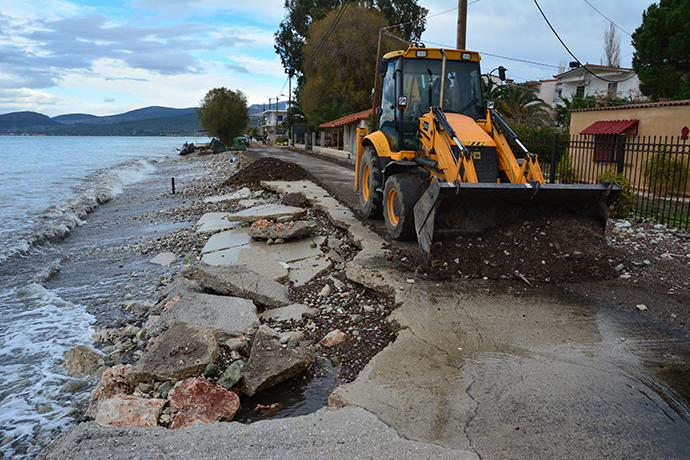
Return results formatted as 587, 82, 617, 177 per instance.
224, 204, 307, 223
182, 262, 291, 309
240, 326, 314, 397
247, 220, 317, 240
146, 291, 259, 338
64, 345, 102, 378
86, 364, 135, 418
95, 394, 165, 428
168, 377, 240, 429
127, 322, 219, 385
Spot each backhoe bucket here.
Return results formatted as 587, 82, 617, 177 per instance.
414, 180, 622, 259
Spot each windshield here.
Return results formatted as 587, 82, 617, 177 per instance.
403, 58, 483, 119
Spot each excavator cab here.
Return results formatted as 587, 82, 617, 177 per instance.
356, 46, 621, 258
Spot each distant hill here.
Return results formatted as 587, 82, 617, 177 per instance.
0, 111, 64, 134
52, 112, 202, 136
248, 101, 288, 115
0, 107, 201, 136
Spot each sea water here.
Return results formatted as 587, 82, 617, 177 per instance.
0, 136, 194, 458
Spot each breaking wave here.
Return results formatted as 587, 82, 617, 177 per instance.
0, 159, 156, 264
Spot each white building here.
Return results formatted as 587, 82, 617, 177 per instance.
551, 64, 640, 107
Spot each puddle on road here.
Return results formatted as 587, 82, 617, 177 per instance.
234, 354, 342, 424
463, 304, 690, 459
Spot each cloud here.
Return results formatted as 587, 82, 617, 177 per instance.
226, 64, 249, 74
102, 96, 114, 103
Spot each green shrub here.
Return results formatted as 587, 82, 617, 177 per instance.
597, 170, 634, 218
276, 137, 288, 144
642, 148, 689, 196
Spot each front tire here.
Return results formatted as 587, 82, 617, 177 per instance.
383, 173, 424, 240
359, 146, 383, 218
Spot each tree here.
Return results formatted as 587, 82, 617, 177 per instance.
632, 0, 690, 100
196, 88, 249, 146
299, 5, 396, 117
601, 23, 621, 67
274, 0, 427, 85
490, 83, 551, 127
311, 99, 352, 126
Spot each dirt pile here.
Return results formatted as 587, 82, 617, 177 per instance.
412, 213, 629, 284
222, 157, 319, 190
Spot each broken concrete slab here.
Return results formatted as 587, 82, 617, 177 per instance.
197, 215, 244, 234
288, 255, 331, 286
248, 220, 317, 240
203, 187, 252, 203
181, 262, 291, 309
201, 246, 244, 266
146, 291, 259, 338
201, 228, 252, 254
150, 277, 202, 316
236, 247, 288, 283
150, 252, 178, 267
259, 303, 316, 322
238, 199, 260, 207
262, 235, 326, 263
240, 326, 314, 396
224, 204, 307, 223
196, 212, 229, 227
127, 322, 219, 385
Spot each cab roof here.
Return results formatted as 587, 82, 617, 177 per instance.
382, 47, 481, 62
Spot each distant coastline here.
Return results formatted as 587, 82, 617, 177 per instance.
0, 103, 266, 137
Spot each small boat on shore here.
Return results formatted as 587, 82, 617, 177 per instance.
178, 142, 195, 156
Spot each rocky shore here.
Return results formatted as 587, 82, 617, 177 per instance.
39, 145, 399, 453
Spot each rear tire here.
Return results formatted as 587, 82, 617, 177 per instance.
359, 146, 383, 218
383, 173, 424, 240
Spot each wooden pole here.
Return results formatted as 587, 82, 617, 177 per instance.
456, 0, 467, 50
372, 28, 384, 113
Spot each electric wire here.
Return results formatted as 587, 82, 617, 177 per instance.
582, 0, 633, 36
304, 0, 351, 65
533, 0, 637, 83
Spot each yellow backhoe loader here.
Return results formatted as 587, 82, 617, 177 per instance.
355, 46, 622, 258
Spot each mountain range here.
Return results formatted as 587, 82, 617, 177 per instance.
0, 103, 273, 136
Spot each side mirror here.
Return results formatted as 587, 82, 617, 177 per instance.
378, 58, 389, 76
498, 66, 507, 81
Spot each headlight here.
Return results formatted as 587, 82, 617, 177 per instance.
416, 50, 427, 57
461, 52, 472, 60
486, 100, 495, 109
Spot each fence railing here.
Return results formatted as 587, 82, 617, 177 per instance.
513, 134, 690, 229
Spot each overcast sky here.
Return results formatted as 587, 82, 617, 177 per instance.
0, 0, 652, 117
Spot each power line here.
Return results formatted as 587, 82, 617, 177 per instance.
582, 0, 633, 36
304, 0, 351, 65
532, 0, 637, 83
422, 38, 561, 69
383, 0, 482, 34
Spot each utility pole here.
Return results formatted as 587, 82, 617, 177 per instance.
456, 0, 467, 50
372, 27, 384, 113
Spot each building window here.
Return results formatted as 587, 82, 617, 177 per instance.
576, 85, 585, 97
278, 115, 283, 122
608, 81, 618, 95
592, 134, 617, 162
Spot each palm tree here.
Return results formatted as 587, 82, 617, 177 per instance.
490, 83, 551, 126
311, 99, 352, 127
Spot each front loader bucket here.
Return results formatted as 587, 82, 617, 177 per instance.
413, 180, 622, 259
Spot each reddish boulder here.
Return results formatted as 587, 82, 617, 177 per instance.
168, 377, 240, 430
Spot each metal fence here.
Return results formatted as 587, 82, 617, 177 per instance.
513, 134, 690, 229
